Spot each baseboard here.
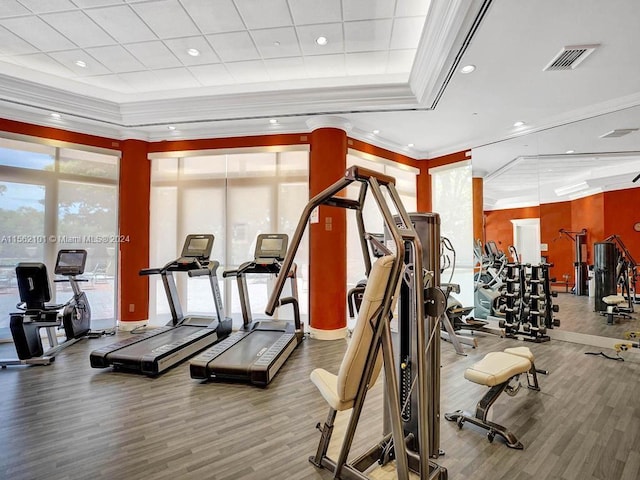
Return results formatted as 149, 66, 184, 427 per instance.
117, 320, 148, 332
309, 325, 348, 341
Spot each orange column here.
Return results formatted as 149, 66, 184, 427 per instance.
308, 127, 348, 338
472, 176, 484, 244
118, 139, 151, 325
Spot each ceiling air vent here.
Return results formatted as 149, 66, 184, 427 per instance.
543, 44, 599, 71
599, 128, 639, 138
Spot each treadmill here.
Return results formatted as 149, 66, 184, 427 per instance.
190, 233, 303, 386
90, 234, 232, 375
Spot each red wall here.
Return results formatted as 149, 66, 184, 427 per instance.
540, 201, 573, 283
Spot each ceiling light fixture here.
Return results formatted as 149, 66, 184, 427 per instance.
269, 119, 278, 125
50, 113, 61, 119
408, 143, 414, 148
566, 149, 575, 154
187, 48, 200, 57
167, 125, 176, 130
75, 60, 87, 68
273, 41, 280, 46
513, 121, 525, 127
554, 182, 589, 196
315, 36, 328, 46
373, 129, 380, 134
460, 64, 476, 74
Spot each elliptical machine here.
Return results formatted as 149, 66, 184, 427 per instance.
1, 249, 98, 367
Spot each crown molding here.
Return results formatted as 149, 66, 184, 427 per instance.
410, 0, 491, 106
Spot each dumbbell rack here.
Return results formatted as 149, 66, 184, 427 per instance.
518, 263, 560, 342
500, 263, 524, 338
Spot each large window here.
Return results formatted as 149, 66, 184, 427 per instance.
346, 151, 418, 293
0, 136, 120, 340
149, 149, 309, 327
430, 161, 474, 307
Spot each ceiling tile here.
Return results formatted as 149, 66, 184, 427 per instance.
163, 36, 220, 65
304, 54, 346, 77
181, 0, 246, 34
119, 70, 161, 91
85, 5, 156, 44
234, 0, 292, 29
10, 52, 74, 77
344, 19, 393, 53
132, 0, 200, 39
346, 51, 388, 75
0, 0, 30, 18
390, 17, 424, 50
288, 0, 342, 25
0, 26, 39, 55
85, 44, 146, 73
225, 60, 268, 83
41, 11, 116, 48
395, 0, 431, 17
146, 67, 200, 90
76, 73, 136, 94
297, 23, 344, 55
0, 17, 76, 51
252, 27, 300, 59
264, 57, 306, 80
16, 0, 77, 13
124, 41, 182, 69
71, 0, 125, 6
188, 64, 234, 86
343, 0, 395, 21
48, 49, 111, 75
386, 48, 415, 73
207, 31, 260, 62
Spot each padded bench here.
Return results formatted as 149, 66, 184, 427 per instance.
602, 295, 631, 324
445, 346, 545, 449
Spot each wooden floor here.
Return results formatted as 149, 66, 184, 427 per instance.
1, 308, 640, 480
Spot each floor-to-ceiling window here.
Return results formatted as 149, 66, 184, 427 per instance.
0, 136, 120, 340
148, 148, 309, 327
345, 151, 418, 295
430, 160, 474, 307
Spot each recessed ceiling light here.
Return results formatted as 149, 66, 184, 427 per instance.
315, 36, 328, 46
167, 125, 176, 130
373, 129, 380, 134
566, 149, 575, 154
513, 121, 525, 127
50, 113, 61, 119
187, 48, 200, 57
269, 119, 278, 125
408, 143, 414, 148
75, 60, 87, 68
273, 41, 281, 46
460, 64, 476, 74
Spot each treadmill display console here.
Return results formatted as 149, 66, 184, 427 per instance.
254, 234, 288, 262
179, 234, 214, 263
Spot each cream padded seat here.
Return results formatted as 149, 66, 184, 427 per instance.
310, 255, 395, 412
603, 295, 627, 305
464, 351, 531, 387
445, 345, 544, 449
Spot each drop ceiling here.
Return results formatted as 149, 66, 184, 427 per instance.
0, 0, 639, 209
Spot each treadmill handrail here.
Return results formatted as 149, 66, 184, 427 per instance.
188, 260, 220, 278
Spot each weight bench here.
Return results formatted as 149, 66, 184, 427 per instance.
445, 346, 545, 449
602, 295, 631, 324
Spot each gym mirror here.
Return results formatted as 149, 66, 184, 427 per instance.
472, 105, 640, 340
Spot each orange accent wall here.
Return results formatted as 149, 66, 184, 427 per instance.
309, 128, 348, 331
118, 140, 151, 321
603, 188, 640, 254
148, 133, 307, 153
0, 118, 120, 150
484, 205, 541, 260
571, 193, 604, 264
539, 201, 573, 284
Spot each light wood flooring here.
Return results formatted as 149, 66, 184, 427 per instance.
1, 306, 640, 480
